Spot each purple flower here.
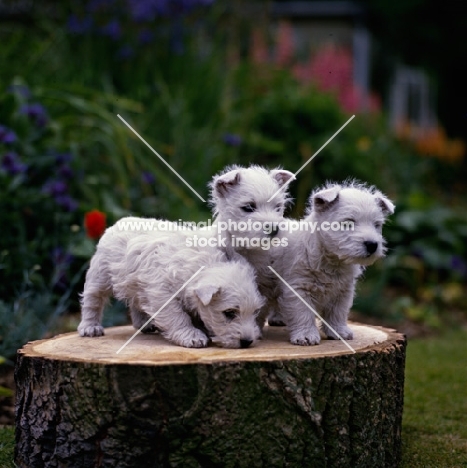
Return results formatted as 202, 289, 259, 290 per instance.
19, 103, 48, 128
126, 0, 215, 21
7, 84, 31, 98
127, 0, 213, 21
0, 125, 17, 144
450, 255, 467, 277
141, 171, 156, 184
1, 152, 27, 175
171, 0, 213, 15
51, 247, 74, 289
138, 29, 155, 45
67, 14, 94, 34
127, 0, 163, 22
55, 194, 79, 212
55, 152, 73, 164
58, 165, 74, 179
52, 247, 74, 266
100, 19, 121, 40
223, 133, 242, 147
42, 180, 68, 197
42, 180, 78, 211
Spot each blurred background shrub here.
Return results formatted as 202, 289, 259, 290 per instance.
1, 0, 466, 358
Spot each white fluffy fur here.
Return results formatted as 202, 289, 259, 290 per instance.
209, 164, 295, 327
272, 181, 395, 346
78, 222, 265, 348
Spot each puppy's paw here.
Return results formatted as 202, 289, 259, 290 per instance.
78, 324, 104, 337
290, 328, 321, 346
325, 325, 353, 340
179, 329, 209, 348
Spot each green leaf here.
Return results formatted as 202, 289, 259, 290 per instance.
69, 237, 96, 258
0, 385, 13, 397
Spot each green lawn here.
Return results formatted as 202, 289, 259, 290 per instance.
1, 329, 466, 467
402, 328, 467, 467
0, 426, 14, 468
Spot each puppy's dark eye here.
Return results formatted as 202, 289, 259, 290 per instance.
275, 204, 283, 212
374, 221, 382, 229
241, 203, 256, 213
223, 309, 238, 321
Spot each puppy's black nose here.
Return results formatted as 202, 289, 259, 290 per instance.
268, 226, 279, 238
364, 241, 378, 254
240, 339, 253, 348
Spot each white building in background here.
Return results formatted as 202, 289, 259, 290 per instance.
389, 66, 437, 131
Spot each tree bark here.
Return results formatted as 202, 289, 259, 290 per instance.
15, 323, 406, 468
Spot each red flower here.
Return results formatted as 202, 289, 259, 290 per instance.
84, 210, 106, 240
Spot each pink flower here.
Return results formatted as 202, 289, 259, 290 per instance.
338, 85, 363, 114
275, 21, 295, 66
292, 61, 314, 85
310, 44, 353, 93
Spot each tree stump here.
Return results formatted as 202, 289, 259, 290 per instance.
15, 323, 406, 468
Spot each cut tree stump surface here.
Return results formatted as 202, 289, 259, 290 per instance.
24, 323, 389, 364
15, 323, 406, 468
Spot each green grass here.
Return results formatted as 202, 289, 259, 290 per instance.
1, 330, 466, 466
0, 426, 14, 468
402, 328, 467, 467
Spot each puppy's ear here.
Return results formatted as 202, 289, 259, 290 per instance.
270, 169, 295, 188
213, 170, 241, 197
312, 185, 341, 212
194, 285, 220, 306
374, 193, 395, 216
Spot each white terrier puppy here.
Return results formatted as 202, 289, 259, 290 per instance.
209, 165, 295, 327
273, 181, 394, 345
78, 221, 265, 348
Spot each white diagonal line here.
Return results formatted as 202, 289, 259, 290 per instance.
268, 266, 356, 353
116, 266, 205, 354
267, 114, 355, 202
117, 114, 206, 203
